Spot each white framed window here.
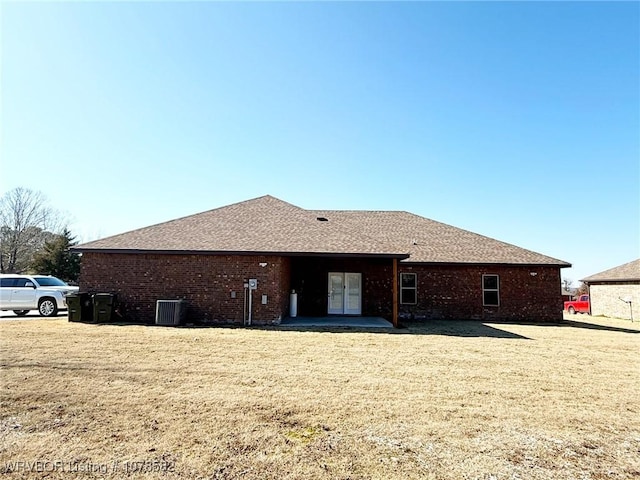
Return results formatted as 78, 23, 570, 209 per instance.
482, 274, 500, 306
400, 273, 417, 305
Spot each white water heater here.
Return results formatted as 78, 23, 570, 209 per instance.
290, 290, 298, 318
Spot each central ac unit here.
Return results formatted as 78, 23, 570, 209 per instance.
155, 300, 187, 326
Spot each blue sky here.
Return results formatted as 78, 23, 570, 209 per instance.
1, 1, 638, 285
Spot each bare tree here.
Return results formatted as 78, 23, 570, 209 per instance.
575, 282, 589, 296
0, 187, 61, 273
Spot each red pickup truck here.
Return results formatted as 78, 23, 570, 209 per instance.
564, 295, 590, 314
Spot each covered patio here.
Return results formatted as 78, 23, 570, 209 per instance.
289, 255, 402, 325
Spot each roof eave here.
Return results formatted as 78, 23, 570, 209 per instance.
581, 278, 640, 284
72, 247, 410, 260
399, 260, 571, 268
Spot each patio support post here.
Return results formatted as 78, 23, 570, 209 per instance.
393, 258, 398, 328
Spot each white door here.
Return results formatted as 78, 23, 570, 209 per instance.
327, 272, 362, 315
344, 273, 362, 315
328, 273, 344, 315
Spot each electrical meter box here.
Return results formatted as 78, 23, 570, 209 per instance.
248, 279, 258, 290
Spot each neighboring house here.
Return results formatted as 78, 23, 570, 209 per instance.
581, 259, 640, 320
561, 287, 576, 303
74, 195, 570, 326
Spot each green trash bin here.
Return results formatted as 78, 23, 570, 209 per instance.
67, 293, 81, 322
93, 293, 116, 323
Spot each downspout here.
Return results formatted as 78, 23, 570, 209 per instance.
243, 282, 248, 326
248, 285, 253, 326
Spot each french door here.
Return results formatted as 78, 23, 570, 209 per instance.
328, 272, 362, 315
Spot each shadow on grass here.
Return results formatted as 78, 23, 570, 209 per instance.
236, 321, 530, 339
73, 317, 640, 338
273, 318, 638, 337
401, 320, 531, 339
561, 319, 639, 334
87, 319, 530, 339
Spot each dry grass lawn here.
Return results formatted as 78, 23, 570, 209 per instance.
1, 315, 639, 479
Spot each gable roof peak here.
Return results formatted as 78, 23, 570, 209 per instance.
240, 194, 305, 209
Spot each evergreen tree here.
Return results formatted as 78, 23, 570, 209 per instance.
30, 228, 80, 283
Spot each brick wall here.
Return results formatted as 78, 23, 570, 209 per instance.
397, 264, 563, 322
80, 252, 564, 324
590, 283, 640, 320
79, 253, 289, 325
290, 259, 562, 322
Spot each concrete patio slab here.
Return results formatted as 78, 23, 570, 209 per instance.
280, 316, 393, 328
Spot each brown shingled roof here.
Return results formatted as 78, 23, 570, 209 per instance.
75, 195, 570, 266
581, 259, 640, 283
311, 210, 569, 265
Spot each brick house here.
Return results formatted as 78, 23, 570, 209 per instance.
581, 259, 640, 320
74, 196, 570, 325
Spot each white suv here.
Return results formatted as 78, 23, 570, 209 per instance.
0, 274, 79, 317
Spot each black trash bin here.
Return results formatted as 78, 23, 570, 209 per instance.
80, 292, 94, 323
93, 293, 116, 323
67, 293, 81, 322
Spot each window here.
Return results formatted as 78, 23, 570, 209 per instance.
482, 274, 499, 306
0, 278, 16, 288
400, 273, 417, 304
33, 277, 67, 287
